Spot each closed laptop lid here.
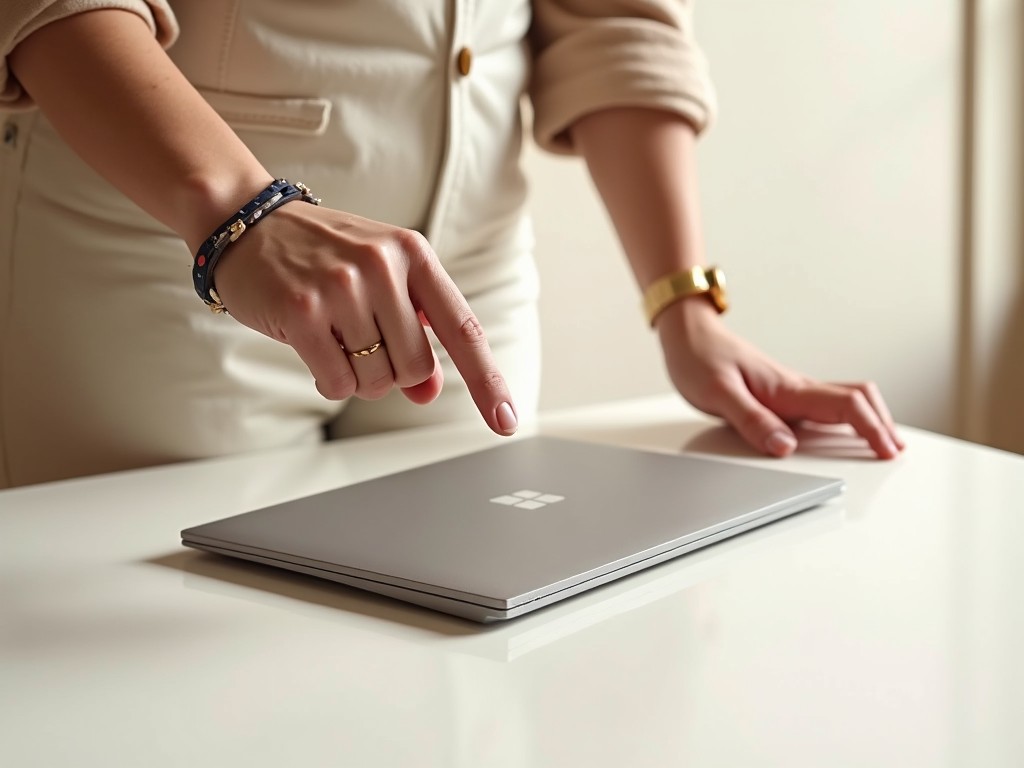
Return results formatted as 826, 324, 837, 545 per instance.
181, 437, 843, 613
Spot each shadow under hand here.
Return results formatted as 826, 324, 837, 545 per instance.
684, 422, 880, 461
548, 415, 880, 461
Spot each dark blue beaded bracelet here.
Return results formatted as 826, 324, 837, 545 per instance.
192, 179, 320, 313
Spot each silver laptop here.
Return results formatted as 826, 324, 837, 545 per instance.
180, 436, 843, 622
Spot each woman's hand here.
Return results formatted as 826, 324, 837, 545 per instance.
211, 201, 520, 436
568, 108, 903, 459
656, 299, 905, 459
9, 10, 518, 437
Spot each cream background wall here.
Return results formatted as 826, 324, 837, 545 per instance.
526, 0, 973, 441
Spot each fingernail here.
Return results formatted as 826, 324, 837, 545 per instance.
765, 431, 797, 456
883, 436, 899, 458
496, 402, 518, 435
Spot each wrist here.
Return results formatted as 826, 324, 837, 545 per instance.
190, 179, 321, 312
178, 168, 277, 253
642, 265, 728, 328
653, 294, 721, 343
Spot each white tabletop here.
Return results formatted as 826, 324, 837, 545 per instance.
2, 396, 1022, 767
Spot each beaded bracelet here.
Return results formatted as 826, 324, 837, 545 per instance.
192, 178, 321, 313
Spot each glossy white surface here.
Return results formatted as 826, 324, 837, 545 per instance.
2, 397, 1023, 767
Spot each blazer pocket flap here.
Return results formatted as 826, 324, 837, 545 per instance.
197, 88, 331, 136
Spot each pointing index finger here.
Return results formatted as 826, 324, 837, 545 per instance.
409, 260, 518, 436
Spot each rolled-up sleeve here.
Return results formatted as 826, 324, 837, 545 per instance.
1, 0, 178, 111
529, 0, 716, 154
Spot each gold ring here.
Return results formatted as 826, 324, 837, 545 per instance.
346, 339, 384, 358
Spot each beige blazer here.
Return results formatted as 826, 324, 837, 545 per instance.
1, 0, 716, 154
0, 1, 717, 485
1, 0, 716, 283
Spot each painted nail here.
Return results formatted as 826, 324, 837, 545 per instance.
496, 402, 518, 434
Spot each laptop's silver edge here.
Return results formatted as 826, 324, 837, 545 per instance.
182, 484, 841, 622
502, 488, 843, 619
505, 481, 844, 607
181, 534, 509, 609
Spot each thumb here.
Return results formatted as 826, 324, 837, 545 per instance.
717, 381, 797, 457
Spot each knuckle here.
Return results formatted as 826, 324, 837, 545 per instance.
457, 314, 488, 347
397, 348, 435, 386
360, 371, 394, 401
477, 371, 506, 398
843, 389, 870, 416
786, 374, 814, 393
319, 372, 356, 401
325, 262, 361, 292
395, 227, 430, 255
281, 290, 321, 323
404, 239, 438, 274
359, 242, 393, 276
843, 390, 884, 435
860, 380, 880, 399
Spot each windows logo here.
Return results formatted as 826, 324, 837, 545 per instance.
489, 489, 565, 510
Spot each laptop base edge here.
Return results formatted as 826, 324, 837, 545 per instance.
182, 494, 837, 624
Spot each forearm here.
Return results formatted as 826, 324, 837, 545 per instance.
569, 107, 706, 291
9, 9, 272, 252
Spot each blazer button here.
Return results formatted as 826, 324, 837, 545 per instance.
2, 121, 17, 149
456, 47, 473, 76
